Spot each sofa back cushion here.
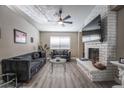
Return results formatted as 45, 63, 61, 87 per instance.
53, 50, 58, 55
63, 50, 68, 55
52, 50, 69, 55
58, 50, 63, 55
22, 55, 32, 61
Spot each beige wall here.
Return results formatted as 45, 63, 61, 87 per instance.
40, 31, 79, 58
117, 8, 124, 59
0, 6, 39, 73
78, 32, 83, 58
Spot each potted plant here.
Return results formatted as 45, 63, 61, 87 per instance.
38, 42, 50, 57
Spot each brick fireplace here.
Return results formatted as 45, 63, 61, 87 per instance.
83, 6, 118, 81
84, 6, 117, 65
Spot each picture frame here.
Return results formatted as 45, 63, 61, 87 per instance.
119, 57, 124, 64
30, 37, 34, 43
14, 29, 27, 44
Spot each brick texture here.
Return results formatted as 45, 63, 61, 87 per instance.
82, 5, 117, 81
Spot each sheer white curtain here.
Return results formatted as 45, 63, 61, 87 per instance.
50, 36, 70, 49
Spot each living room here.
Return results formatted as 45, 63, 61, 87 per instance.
0, 4, 124, 88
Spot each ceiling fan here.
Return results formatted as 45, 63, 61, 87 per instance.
48, 9, 73, 25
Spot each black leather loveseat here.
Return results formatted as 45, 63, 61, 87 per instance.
51, 50, 71, 61
1, 51, 46, 82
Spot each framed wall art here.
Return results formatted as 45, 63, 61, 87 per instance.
30, 37, 34, 43
14, 29, 27, 44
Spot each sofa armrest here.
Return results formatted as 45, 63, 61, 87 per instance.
68, 52, 71, 57
66, 52, 71, 61
1, 59, 31, 81
50, 52, 54, 58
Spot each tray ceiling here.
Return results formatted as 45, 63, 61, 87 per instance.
7, 5, 95, 32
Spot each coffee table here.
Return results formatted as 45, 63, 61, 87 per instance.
49, 57, 66, 73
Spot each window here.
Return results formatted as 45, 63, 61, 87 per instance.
50, 36, 70, 49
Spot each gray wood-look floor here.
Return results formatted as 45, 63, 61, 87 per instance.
21, 60, 118, 88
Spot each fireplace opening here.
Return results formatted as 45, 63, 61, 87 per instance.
88, 48, 99, 62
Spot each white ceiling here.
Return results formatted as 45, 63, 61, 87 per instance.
7, 5, 95, 32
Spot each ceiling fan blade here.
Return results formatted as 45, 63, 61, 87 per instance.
63, 21, 73, 24
63, 15, 71, 20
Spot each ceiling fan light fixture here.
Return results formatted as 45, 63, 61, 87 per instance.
58, 21, 63, 25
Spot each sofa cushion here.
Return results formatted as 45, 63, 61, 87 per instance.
32, 58, 42, 62
54, 55, 60, 58
12, 57, 23, 60
23, 55, 32, 60
60, 55, 67, 58
31, 62, 40, 68
12, 56, 32, 61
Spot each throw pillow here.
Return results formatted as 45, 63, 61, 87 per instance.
53, 50, 58, 55
41, 51, 46, 57
32, 52, 40, 59
63, 50, 68, 55
93, 62, 106, 70
38, 51, 42, 57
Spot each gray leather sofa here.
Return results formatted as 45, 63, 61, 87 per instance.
1, 51, 46, 82
51, 50, 71, 61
